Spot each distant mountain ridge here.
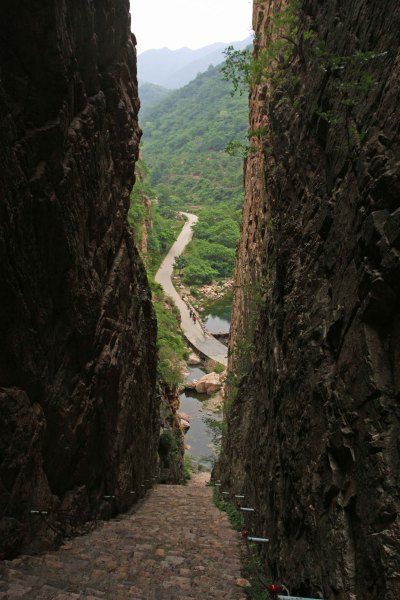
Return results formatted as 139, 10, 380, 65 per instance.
138, 37, 252, 89
139, 83, 171, 117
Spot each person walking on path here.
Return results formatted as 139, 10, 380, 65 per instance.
193, 314, 197, 323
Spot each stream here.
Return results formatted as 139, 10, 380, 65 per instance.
180, 294, 232, 469
180, 366, 222, 470
203, 292, 232, 335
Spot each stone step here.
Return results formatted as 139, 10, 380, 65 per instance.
0, 476, 243, 599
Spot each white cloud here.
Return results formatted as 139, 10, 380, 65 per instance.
130, 0, 253, 53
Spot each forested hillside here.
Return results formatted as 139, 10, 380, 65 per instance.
139, 83, 171, 118
139, 63, 248, 285
142, 63, 247, 212
128, 60, 248, 385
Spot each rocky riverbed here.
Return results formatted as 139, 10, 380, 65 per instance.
178, 364, 224, 470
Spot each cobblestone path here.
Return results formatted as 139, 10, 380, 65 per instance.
0, 475, 243, 599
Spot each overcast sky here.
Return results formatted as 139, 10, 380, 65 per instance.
130, 0, 253, 53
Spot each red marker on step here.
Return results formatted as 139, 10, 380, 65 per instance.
268, 584, 281, 597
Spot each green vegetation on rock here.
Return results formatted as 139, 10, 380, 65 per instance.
152, 282, 188, 386
139, 83, 171, 121
128, 159, 182, 274
212, 488, 244, 531
183, 454, 194, 484
129, 161, 188, 386
130, 59, 248, 387
142, 64, 247, 212
140, 63, 247, 286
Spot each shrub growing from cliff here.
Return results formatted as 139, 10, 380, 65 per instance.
183, 455, 193, 483
213, 488, 244, 531
129, 158, 183, 273
128, 160, 150, 246
222, 0, 300, 95
152, 283, 188, 386
158, 429, 179, 459
223, 0, 386, 159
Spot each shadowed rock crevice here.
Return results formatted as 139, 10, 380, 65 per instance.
0, 0, 158, 559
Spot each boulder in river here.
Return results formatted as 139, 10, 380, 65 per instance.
184, 380, 197, 390
184, 370, 226, 395
180, 418, 190, 432
177, 411, 190, 432
194, 372, 223, 395
188, 352, 201, 365
177, 411, 190, 421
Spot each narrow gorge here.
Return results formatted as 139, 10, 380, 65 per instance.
0, 1, 399, 599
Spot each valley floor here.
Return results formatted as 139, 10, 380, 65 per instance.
155, 213, 228, 366
0, 475, 243, 599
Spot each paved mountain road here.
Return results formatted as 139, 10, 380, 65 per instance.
155, 212, 228, 367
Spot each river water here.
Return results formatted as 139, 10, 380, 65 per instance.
179, 294, 231, 468
203, 292, 232, 335
179, 366, 222, 470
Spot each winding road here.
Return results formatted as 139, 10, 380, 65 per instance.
155, 212, 228, 366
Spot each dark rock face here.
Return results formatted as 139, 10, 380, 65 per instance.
219, 1, 400, 598
158, 383, 185, 485
0, 1, 158, 558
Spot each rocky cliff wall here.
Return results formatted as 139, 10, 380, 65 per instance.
219, 1, 400, 598
158, 382, 185, 485
0, 0, 158, 558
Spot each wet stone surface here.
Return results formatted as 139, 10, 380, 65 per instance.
0, 476, 242, 599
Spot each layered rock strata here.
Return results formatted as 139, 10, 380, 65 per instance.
0, 0, 158, 558
218, 1, 400, 598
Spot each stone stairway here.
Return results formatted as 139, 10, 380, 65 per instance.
0, 475, 243, 599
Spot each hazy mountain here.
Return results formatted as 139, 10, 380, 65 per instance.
139, 83, 171, 118
138, 37, 252, 89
